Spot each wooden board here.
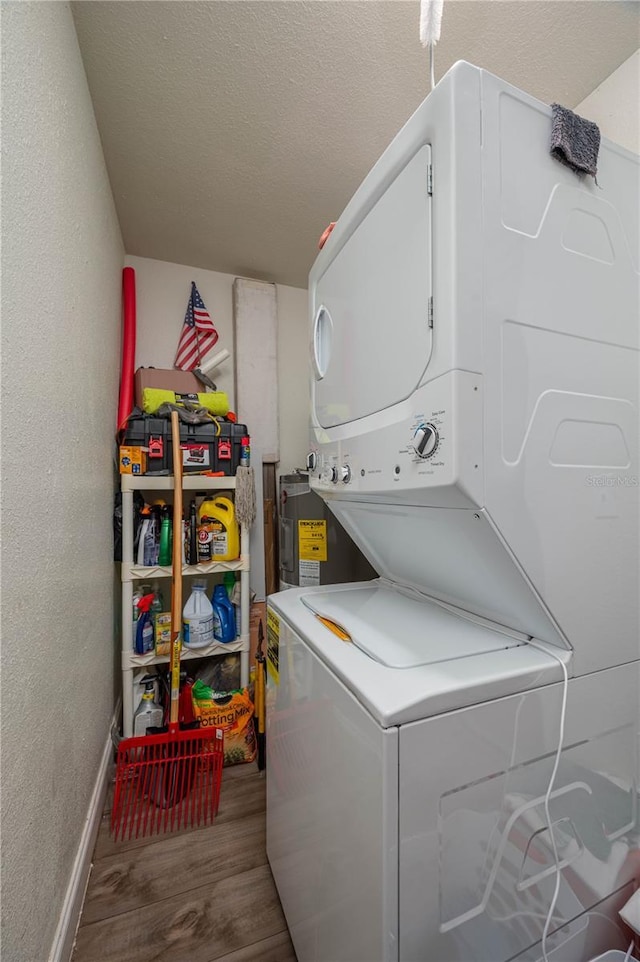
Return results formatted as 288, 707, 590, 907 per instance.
262, 463, 279, 594
263, 496, 277, 597
233, 279, 279, 463
233, 276, 280, 603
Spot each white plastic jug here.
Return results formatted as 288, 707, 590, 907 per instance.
183, 582, 214, 648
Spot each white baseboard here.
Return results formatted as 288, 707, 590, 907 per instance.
48, 704, 118, 962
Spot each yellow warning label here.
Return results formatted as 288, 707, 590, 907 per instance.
298, 519, 327, 562
267, 608, 280, 685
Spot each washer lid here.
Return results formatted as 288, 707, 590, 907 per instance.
269, 581, 568, 727
300, 581, 520, 668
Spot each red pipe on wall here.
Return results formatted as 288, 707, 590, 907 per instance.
117, 267, 136, 432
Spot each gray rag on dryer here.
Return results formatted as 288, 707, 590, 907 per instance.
550, 103, 601, 179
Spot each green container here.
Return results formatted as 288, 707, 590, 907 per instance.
158, 507, 172, 566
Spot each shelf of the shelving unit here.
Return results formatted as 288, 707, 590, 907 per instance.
124, 558, 246, 581
123, 637, 247, 669
121, 474, 237, 492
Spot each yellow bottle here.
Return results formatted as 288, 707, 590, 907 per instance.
197, 496, 240, 563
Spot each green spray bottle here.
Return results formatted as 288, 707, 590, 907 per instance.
158, 506, 172, 566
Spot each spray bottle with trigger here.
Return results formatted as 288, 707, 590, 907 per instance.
133, 675, 164, 736
135, 592, 156, 655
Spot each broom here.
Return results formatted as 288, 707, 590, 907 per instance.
111, 411, 224, 841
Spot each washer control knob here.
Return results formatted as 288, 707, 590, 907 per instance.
307, 451, 317, 472
340, 465, 351, 484
413, 423, 439, 459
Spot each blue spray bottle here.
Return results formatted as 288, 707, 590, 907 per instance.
135, 593, 156, 655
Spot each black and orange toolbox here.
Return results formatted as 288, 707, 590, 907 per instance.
122, 416, 249, 476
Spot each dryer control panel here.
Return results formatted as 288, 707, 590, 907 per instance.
309, 370, 483, 509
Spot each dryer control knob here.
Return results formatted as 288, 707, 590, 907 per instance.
307, 451, 317, 471
321, 465, 338, 484
413, 424, 438, 459
340, 465, 351, 484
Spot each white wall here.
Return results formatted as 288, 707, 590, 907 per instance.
1, 5, 124, 961
575, 50, 640, 155
125, 255, 309, 473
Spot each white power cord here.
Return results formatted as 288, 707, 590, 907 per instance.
624, 939, 635, 962
526, 640, 569, 962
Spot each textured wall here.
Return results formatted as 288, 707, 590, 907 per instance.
125, 255, 309, 473
0, 4, 124, 961
575, 49, 640, 155
73, 1, 640, 288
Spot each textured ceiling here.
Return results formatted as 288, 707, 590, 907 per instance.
73, 1, 640, 288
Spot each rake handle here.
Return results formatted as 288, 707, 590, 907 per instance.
170, 411, 183, 729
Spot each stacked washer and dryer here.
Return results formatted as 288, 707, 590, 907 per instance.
266, 62, 640, 962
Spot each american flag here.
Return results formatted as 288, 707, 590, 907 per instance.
174, 282, 219, 371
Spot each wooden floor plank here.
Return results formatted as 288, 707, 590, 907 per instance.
72, 864, 289, 962
94, 769, 265, 860
221, 761, 260, 780
208, 929, 297, 962
81, 811, 266, 925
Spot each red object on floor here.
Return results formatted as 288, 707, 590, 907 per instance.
117, 267, 137, 432
111, 727, 223, 841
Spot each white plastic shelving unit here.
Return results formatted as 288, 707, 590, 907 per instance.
120, 473, 250, 737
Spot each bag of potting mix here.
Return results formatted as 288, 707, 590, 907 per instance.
191, 681, 257, 766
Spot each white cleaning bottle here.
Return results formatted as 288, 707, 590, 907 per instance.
133, 677, 163, 736
183, 581, 214, 648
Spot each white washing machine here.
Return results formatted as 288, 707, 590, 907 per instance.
266, 60, 639, 962
267, 585, 638, 961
